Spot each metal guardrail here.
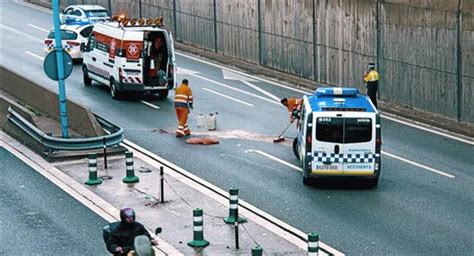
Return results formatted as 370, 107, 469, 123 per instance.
7, 106, 124, 151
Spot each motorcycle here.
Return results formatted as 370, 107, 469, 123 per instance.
103, 222, 162, 256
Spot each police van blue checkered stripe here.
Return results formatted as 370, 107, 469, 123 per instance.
313, 152, 380, 163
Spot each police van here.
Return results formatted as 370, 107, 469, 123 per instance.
293, 87, 382, 187
80, 16, 176, 99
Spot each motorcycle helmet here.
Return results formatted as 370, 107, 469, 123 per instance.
120, 208, 136, 224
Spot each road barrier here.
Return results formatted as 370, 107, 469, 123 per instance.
6, 106, 124, 151
123, 151, 139, 183
188, 208, 209, 248
308, 232, 319, 256
85, 153, 102, 185
251, 245, 263, 256
224, 188, 247, 224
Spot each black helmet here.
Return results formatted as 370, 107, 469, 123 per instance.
120, 208, 135, 224
280, 97, 288, 105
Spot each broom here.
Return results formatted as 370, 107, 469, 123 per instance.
273, 122, 293, 143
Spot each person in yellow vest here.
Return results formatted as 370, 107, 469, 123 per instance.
174, 79, 193, 137
363, 62, 380, 108
280, 97, 303, 123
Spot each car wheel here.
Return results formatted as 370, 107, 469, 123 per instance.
110, 79, 120, 99
156, 89, 169, 100
293, 137, 300, 160
302, 176, 311, 186
83, 66, 92, 86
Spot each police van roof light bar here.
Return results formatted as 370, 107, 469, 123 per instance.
315, 87, 359, 97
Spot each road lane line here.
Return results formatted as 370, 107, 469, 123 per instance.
0, 24, 43, 43
245, 149, 301, 172
242, 80, 280, 102
123, 139, 340, 255
25, 51, 44, 60
14, 0, 52, 13
191, 73, 280, 105
27, 23, 49, 33
140, 100, 160, 109
202, 87, 254, 107
381, 114, 473, 145
382, 151, 456, 178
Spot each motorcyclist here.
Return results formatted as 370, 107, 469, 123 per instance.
106, 208, 158, 255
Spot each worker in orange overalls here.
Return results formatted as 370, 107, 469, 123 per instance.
280, 97, 303, 123
175, 79, 193, 137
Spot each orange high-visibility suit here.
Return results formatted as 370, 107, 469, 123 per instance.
174, 82, 193, 137
286, 98, 302, 122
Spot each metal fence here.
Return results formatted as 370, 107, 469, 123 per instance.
57, 0, 473, 124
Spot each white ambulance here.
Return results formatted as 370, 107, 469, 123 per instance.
293, 87, 382, 188
80, 16, 176, 99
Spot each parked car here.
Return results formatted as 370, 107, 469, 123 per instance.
44, 24, 94, 60
60, 5, 110, 25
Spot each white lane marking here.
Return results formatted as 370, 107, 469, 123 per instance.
247, 148, 456, 179
382, 151, 456, 179
202, 87, 254, 107
25, 51, 44, 60
190, 73, 280, 105
27, 23, 49, 33
14, 0, 52, 13
0, 132, 181, 256
381, 113, 473, 145
245, 149, 301, 172
242, 80, 280, 102
123, 139, 341, 255
177, 52, 311, 95
0, 24, 43, 43
140, 100, 160, 109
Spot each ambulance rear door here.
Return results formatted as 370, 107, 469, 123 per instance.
166, 31, 176, 89
312, 112, 345, 175
342, 112, 376, 176
120, 31, 144, 85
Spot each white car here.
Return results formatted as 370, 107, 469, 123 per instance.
43, 24, 93, 60
60, 5, 110, 25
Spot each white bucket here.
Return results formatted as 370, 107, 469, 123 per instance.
196, 114, 206, 128
207, 112, 217, 130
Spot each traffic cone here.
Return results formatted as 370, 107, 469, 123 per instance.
122, 151, 139, 183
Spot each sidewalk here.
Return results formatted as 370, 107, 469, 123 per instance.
1, 132, 324, 255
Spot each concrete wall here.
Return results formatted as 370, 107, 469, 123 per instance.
0, 67, 103, 137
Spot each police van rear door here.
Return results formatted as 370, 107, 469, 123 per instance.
312, 112, 344, 175
342, 112, 375, 175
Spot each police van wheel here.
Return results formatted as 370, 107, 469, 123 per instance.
83, 66, 92, 86
292, 138, 300, 160
302, 176, 311, 186
156, 89, 169, 100
366, 177, 379, 188
110, 79, 120, 100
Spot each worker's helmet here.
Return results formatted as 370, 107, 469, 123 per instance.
182, 79, 189, 85
120, 208, 136, 224
367, 62, 376, 70
280, 97, 288, 105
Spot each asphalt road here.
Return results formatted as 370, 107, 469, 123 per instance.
0, 146, 109, 255
1, 1, 473, 255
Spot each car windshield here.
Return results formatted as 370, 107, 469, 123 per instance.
47, 30, 78, 40
85, 10, 109, 18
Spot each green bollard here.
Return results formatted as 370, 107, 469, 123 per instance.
224, 188, 247, 224
251, 245, 263, 256
122, 151, 139, 183
85, 153, 102, 185
308, 232, 319, 256
187, 208, 210, 248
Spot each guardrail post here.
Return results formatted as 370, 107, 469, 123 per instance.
122, 151, 139, 183
308, 232, 319, 256
85, 153, 102, 185
251, 245, 263, 256
160, 166, 164, 203
187, 208, 209, 248
224, 188, 246, 224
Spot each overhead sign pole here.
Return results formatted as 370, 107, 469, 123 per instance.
52, 0, 69, 138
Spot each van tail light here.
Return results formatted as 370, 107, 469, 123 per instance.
306, 135, 312, 145
44, 39, 53, 45
66, 41, 80, 46
376, 138, 382, 146
119, 68, 125, 83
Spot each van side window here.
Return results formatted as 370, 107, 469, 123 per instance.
88, 34, 96, 49
298, 104, 306, 131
